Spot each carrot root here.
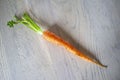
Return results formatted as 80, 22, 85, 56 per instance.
43, 30, 107, 68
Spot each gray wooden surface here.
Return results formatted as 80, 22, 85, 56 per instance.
0, 0, 120, 80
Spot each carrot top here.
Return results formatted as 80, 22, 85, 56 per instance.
7, 13, 43, 34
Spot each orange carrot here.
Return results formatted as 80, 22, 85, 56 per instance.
43, 30, 107, 68
7, 12, 107, 68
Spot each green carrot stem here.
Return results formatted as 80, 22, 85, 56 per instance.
7, 12, 43, 34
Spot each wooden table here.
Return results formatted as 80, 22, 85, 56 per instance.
0, 0, 120, 80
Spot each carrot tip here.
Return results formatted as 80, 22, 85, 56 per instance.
99, 64, 107, 68
96, 62, 107, 68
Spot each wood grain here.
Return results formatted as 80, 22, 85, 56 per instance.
0, 0, 120, 80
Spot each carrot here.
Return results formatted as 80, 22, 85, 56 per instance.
43, 30, 107, 68
7, 12, 107, 68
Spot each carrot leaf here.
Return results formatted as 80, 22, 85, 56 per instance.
7, 13, 43, 34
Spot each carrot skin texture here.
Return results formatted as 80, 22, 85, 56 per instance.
43, 31, 107, 68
